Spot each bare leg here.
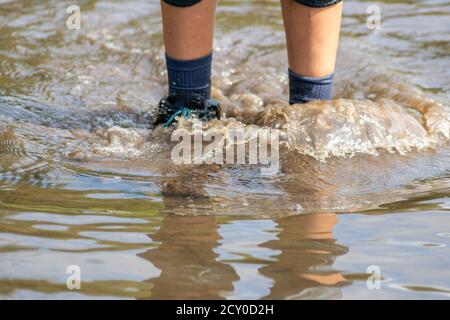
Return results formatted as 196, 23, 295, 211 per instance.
161, 0, 217, 60
281, 0, 343, 78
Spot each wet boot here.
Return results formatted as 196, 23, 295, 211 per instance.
155, 93, 221, 127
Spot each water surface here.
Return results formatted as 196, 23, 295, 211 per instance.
0, 0, 449, 299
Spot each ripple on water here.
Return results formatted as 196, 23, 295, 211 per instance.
32, 224, 70, 232
8, 212, 148, 226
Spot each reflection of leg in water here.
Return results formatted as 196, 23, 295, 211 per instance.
161, 171, 209, 199
139, 215, 238, 299
159, 162, 222, 215
260, 213, 348, 299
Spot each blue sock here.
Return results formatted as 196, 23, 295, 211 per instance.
288, 68, 334, 104
165, 53, 212, 100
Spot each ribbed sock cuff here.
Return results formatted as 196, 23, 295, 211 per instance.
166, 53, 212, 100
288, 68, 334, 104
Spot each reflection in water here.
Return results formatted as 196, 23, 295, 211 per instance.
141, 216, 238, 299
141, 212, 348, 299
260, 214, 347, 299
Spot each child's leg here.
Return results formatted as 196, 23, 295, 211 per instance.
281, 0, 343, 104
161, 0, 217, 99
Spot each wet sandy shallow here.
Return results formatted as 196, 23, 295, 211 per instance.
0, 0, 449, 299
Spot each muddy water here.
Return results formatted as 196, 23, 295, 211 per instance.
0, 0, 449, 299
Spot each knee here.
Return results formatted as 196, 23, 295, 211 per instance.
162, 0, 203, 7
293, 0, 342, 8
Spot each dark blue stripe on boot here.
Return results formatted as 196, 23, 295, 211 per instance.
288, 68, 334, 104
166, 53, 212, 100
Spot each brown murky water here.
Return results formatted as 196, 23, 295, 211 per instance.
0, 0, 449, 299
